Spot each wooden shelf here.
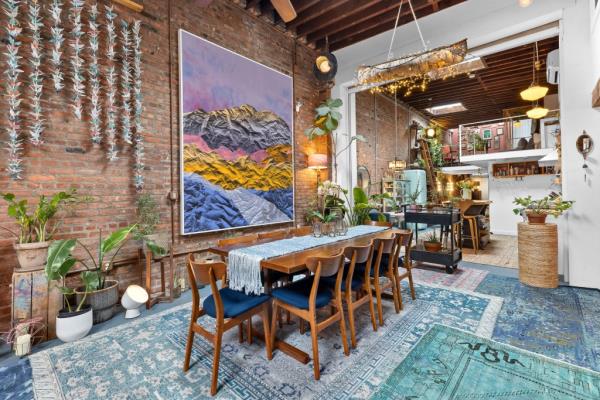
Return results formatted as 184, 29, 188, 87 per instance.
492, 161, 555, 178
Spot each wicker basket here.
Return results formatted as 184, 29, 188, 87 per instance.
75, 280, 119, 324
518, 222, 558, 288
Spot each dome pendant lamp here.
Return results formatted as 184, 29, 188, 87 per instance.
520, 42, 548, 102
313, 36, 338, 82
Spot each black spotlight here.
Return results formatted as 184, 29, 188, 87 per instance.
313, 52, 338, 82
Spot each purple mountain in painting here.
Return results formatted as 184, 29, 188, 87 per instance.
183, 104, 291, 153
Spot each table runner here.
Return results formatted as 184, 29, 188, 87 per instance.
228, 225, 388, 295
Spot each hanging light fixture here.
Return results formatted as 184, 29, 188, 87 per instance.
313, 36, 338, 82
527, 106, 549, 119
426, 127, 436, 138
520, 42, 548, 102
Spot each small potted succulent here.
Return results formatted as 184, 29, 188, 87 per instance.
456, 180, 476, 200
512, 195, 573, 224
423, 230, 442, 252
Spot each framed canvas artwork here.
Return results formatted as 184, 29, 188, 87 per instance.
179, 30, 294, 234
496, 127, 504, 135
483, 129, 492, 139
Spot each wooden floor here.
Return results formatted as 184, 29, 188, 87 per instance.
462, 234, 518, 269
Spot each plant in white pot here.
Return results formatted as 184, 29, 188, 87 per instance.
1, 190, 78, 270
47, 225, 137, 324
456, 180, 476, 200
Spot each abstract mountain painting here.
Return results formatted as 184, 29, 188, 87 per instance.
179, 30, 294, 234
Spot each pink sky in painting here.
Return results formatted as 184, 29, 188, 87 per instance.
180, 30, 293, 128
184, 135, 269, 163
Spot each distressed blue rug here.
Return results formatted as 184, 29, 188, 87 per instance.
372, 324, 600, 399
0, 358, 32, 400
476, 274, 600, 372
27, 283, 501, 399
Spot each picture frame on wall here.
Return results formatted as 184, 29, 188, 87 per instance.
483, 129, 492, 139
496, 127, 504, 136
494, 136, 500, 149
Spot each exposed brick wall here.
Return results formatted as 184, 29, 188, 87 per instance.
0, 0, 328, 330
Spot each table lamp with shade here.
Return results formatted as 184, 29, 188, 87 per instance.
308, 153, 328, 184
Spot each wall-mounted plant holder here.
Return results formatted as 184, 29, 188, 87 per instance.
576, 130, 593, 181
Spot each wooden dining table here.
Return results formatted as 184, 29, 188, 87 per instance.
208, 227, 410, 364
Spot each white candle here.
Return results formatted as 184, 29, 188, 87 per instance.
15, 334, 31, 357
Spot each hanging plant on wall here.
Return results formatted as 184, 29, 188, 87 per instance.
3, 0, 23, 179
104, 5, 118, 160
120, 20, 133, 145
28, 0, 44, 146
88, 3, 102, 144
69, 0, 85, 120
132, 20, 145, 190
49, 0, 64, 92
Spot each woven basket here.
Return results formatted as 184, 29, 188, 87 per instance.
518, 222, 558, 288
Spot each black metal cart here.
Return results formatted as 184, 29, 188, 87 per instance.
402, 205, 463, 274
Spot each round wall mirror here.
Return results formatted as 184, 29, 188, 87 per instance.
357, 165, 371, 194
576, 132, 593, 156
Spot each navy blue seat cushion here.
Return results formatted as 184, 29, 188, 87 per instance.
203, 288, 270, 318
272, 277, 332, 310
323, 263, 364, 291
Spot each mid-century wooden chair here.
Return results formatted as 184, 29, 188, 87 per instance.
291, 226, 312, 236
270, 252, 349, 380
394, 231, 416, 309
364, 220, 393, 228
258, 229, 289, 240
183, 255, 272, 396
370, 235, 402, 325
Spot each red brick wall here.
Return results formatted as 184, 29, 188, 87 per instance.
0, 0, 328, 330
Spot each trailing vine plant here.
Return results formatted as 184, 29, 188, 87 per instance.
104, 5, 118, 160
28, 0, 44, 146
132, 20, 145, 190
88, 3, 102, 144
3, 0, 23, 179
49, 0, 64, 92
69, 0, 85, 120
120, 20, 133, 145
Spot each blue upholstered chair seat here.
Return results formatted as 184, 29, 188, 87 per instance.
322, 263, 365, 291
203, 288, 270, 318
272, 277, 332, 309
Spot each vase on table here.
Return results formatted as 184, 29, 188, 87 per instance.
312, 221, 322, 237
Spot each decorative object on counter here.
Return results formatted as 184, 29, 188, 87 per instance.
120, 20, 133, 144
1, 190, 78, 270
132, 19, 145, 190
2, 317, 45, 357
512, 194, 573, 225
49, 0, 64, 92
27, 0, 44, 146
105, 4, 118, 160
46, 224, 137, 324
423, 230, 442, 252
518, 222, 558, 288
69, 0, 85, 119
456, 180, 475, 200
4, 0, 23, 179
88, 3, 102, 145
121, 285, 148, 318
576, 131, 593, 182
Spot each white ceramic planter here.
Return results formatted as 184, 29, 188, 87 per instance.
56, 306, 93, 343
461, 188, 472, 200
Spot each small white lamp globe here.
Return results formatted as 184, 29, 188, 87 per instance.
121, 285, 149, 319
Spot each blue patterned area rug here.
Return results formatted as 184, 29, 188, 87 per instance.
27, 283, 501, 399
372, 324, 600, 399
476, 274, 600, 372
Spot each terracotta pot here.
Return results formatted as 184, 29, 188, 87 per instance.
13, 241, 49, 271
424, 241, 442, 252
75, 280, 119, 324
527, 212, 547, 224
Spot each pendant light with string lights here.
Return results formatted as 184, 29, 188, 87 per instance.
520, 42, 549, 102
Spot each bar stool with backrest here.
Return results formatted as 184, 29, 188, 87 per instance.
183, 255, 272, 396
270, 252, 350, 380
394, 231, 416, 309
323, 241, 378, 348
370, 234, 402, 325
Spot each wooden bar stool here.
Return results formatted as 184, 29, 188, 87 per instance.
270, 252, 349, 380
183, 256, 272, 396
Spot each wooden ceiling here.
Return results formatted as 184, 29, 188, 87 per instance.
400, 36, 560, 128
234, 0, 467, 51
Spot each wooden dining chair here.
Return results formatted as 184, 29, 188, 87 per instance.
394, 231, 416, 309
217, 233, 259, 249
370, 235, 402, 325
364, 220, 393, 228
337, 242, 378, 348
291, 226, 312, 236
183, 255, 272, 396
270, 252, 350, 380
258, 229, 289, 240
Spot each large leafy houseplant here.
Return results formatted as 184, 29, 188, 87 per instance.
343, 187, 391, 226
512, 194, 573, 224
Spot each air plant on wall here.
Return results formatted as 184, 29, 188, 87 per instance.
120, 20, 133, 145
88, 4, 102, 144
69, 0, 85, 119
105, 5, 118, 160
49, 0, 64, 92
3, 0, 23, 179
28, 0, 44, 146
132, 20, 144, 190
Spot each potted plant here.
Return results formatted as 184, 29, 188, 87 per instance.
512, 195, 574, 224
423, 230, 442, 252
46, 225, 137, 324
133, 194, 167, 259
343, 187, 391, 226
456, 180, 476, 200
1, 190, 78, 270
46, 240, 96, 342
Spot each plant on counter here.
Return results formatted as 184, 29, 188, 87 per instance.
1, 189, 81, 270
343, 187, 391, 226
407, 182, 422, 205
512, 194, 574, 224
423, 230, 442, 252
456, 179, 476, 200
